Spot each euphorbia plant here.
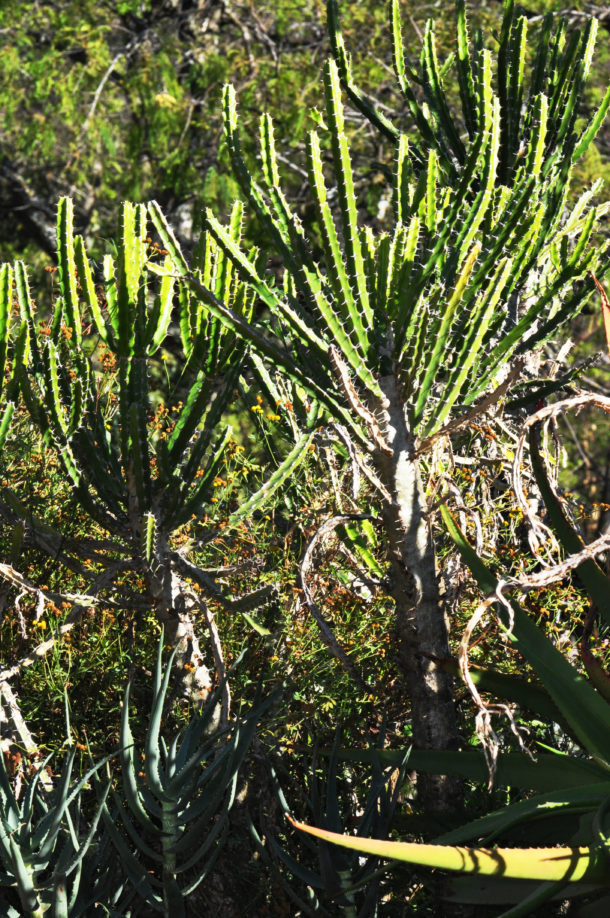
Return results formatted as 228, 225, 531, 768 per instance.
167, 0, 610, 809
0, 198, 301, 696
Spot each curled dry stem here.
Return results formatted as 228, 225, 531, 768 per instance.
459, 591, 530, 789
512, 392, 610, 574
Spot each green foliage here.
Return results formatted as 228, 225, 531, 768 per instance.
1, 196, 296, 694
293, 445, 610, 914
0, 0, 609, 915
98, 638, 276, 917
0, 641, 274, 917
193, 0, 609, 445
251, 731, 410, 917
0, 710, 115, 918
0, 0, 398, 281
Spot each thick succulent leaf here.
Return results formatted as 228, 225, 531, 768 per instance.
56, 197, 83, 347
288, 815, 609, 884
227, 431, 316, 526
336, 747, 608, 793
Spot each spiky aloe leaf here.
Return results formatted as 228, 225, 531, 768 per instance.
140, 511, 157, 565
305, 129, 371, 357
184, 270, 365, 444
147, 200, 189, 276
0, 265, 28, 447
116, 202, 147, 359
455, 0, 477, 139
73, 235, 114, 349
166, 424, 233, 529
573, 83, 610, 161
414, 242, 481, 421
337, 747, 608, 794
327, 0, 400, 146
145, 257, 175, 354
0, 264, 12, 395
102, 254, 120, 341
203, 208, 327, 360
421, 19, 465, 165
323, 59, 373, 331
288, 816, 610, 885
119, 680, 161, 834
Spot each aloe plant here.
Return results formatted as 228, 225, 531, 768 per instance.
98, 637, 276, 918
249, 730, 410, 917
171, 0, 610, 809
0, 723, 115, 917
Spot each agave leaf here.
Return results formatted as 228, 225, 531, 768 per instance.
435, 782, 610, 847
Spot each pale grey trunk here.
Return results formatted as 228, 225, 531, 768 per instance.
146, 533, 213, 706
375, 376, 461, 812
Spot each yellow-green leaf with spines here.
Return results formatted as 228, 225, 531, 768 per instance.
423, 256, 513, 436
74, 235, 112, 347
56, 198, 83, 347
414, 242, 481, 419
0, 263, 11, 390
305, 129, 372, 361
323, 58, 373, 329
288, 816, 610, 885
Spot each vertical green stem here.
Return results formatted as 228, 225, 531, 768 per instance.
161, 801, 183, 917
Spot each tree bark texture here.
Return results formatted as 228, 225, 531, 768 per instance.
375, 375, 461, 813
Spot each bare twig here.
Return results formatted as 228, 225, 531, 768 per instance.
502, 531, 610, 593
330, 424, 361, 501
0, 560, 147, 613
80, 53, 125, 139
329, 345, 391, 454
512, 392, 610, 562
186, 588, 229, 727
458, 595, 531, 789
0, 682, 53, 787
